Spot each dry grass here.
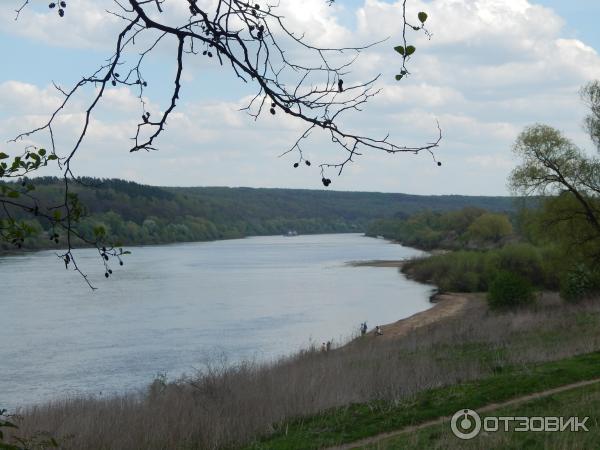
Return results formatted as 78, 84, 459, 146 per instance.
8, 294, 600, 449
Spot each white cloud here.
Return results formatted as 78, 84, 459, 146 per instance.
1, 0, 599, 194
466, 154, 514, 169
1, 0, 122, 49
272, 0, 353, 48
0, 81, 63, 116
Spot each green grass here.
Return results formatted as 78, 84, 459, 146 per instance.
370, 379, 600, 449
244, 351, 600, 450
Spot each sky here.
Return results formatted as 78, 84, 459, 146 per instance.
0, 0, 599, 195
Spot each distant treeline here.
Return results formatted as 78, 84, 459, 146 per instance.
1, 177, 518, 251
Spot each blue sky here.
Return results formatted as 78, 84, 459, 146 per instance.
1, 0, 599, 195
539, 0, 600, 46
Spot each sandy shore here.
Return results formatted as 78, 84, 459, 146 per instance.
349, 258, 485, 338
373, 292, 483, 340
347, 259, 484, 341
341, 292, 482, 349
346, 259, 406, 268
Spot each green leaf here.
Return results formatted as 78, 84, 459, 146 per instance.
47, 154, 58, 161
38, 148, 47, 156
395, 74, 403, 81
406, 45, 416, 56
393, 45, 405, 55
418, 11, 428, 23
0, 152, 8, 160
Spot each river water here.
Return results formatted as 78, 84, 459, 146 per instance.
0, 234, 432, 410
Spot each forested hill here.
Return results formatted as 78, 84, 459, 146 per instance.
170, 185, 517, 219
2, 177, 518, 250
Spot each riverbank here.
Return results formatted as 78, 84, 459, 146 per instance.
373, 292, 484, 340
347, 258, 482, 340
347, 259, 405, 268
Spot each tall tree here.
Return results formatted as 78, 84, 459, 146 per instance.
509, 82, 600, 265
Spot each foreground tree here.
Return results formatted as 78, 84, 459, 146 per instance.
509, 81, 600, 268
0, 0, 439, 286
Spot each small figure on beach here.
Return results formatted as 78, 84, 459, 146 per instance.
375, 325, 383, 336
321, 342, 327, 352
326, 341, 332, 352
360, 322, 368, 336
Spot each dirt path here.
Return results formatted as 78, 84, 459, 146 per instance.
327, 378, 600, 450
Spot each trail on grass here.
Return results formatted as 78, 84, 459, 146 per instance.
327, 377, 600, 450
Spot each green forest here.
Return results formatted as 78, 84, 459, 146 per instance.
0, 177, 516, 252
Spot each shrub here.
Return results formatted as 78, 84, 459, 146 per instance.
487, 271, 535, 310
560, 264, 600, 303
493, 243, 545, 286
404, 251, 488, 292
456, 271, 481, 292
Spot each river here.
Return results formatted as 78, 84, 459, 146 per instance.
0, 233, 433, 410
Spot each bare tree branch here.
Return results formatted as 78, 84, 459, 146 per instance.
4, 0, 440, 286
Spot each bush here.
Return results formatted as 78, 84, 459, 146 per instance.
560, 264, 600, 303
403, 251, 488, 292
488, 243, 545, 287
487, 271, 535, 310
403, 243, 561, 294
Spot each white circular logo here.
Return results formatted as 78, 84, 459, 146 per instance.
451, 409, 481, 440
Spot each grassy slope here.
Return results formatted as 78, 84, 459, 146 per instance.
371, 381, 600, 449
12, 294, 600, 449
245, 352, 600, 450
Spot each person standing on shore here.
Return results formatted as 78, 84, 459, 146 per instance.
375, 325, 383, 336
